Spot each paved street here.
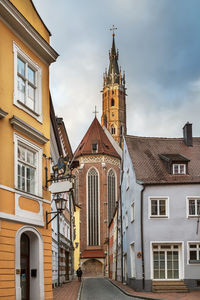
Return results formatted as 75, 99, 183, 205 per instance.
80, 278, 146, 300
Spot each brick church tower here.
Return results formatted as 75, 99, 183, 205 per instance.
101, 31, 127, 146
73, 117, 121, 276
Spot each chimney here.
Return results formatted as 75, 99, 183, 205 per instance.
183, 122, 193, 147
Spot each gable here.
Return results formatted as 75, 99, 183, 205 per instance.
9, 0, 50, 42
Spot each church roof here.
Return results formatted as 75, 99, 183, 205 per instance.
108, 34, 119, 78
74, 117, 120, 159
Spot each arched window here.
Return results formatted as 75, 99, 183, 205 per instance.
111, 98, 115, 106
87, 168, 99, 245
108, 169, 116, 223
111, 125, 116, 135
74, 171, 79, 204
104, 114, 107, 127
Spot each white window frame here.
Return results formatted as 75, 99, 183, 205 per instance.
14, 133, 42, 197
187, 197, 200, 218
13, 42, 42, 122
130, 202, 135, 222
187, 242, 200, 264
172, 163, 186, 175
149, 197, 169, 218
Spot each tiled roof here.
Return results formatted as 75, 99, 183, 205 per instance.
81, 250, 105, 258
125, 135, 200, 184
74, 117, 120, 159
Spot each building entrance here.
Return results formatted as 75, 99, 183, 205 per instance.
20, 233, 30, 300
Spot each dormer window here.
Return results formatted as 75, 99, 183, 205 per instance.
173, 164, 186, 175
92, 143, 98, 153
159, 154, 189, 175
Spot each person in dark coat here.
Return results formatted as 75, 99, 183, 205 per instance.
76, 267, 83, 281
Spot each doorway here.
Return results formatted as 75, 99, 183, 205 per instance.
20, 233, 30, 300
65, 251, 69, 281
153, 244, 180, 279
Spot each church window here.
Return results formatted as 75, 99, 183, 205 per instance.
108, 169, 116, 223
92, 143, 98, 153
87, 168, 99, 246
111, 125, 116, 135
111, 98, 115, 106
74, 172, 79, 204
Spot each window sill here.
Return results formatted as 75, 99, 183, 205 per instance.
17, 100, 40, 116
189, 260, 200, 264
150, 216, 168, 219
188, 216, 200, 218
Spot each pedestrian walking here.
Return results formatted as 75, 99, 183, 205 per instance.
76, 267, 83, 281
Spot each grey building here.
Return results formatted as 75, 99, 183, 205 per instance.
121, 123, 200, 292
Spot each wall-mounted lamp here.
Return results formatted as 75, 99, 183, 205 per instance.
46, 192, 67, 229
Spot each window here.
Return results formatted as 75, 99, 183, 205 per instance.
87, 168, 99, 246
14, 134, 42, 196
188, 243, 200, 263
108, 169, 116, 223
13, 43, 42, 121
111, 125, 116, 135
125, 211, 128, 228
152, 244, 179, 279
126, 169, 130, 190
173, 164, 186, 174
130, 202, 135, 222
92, 143, 98, 153
150, 198, 168, 218
111, 98, 115, 106
188, 198, 200, 217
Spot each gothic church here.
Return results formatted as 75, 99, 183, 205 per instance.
73, 32, 126, 276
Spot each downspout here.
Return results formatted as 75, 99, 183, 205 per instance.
120, 184, 123, 283
115, 202, 118, 281
69, 192, 73, 278
140, 184, 145, 290
57, 214, 60, 286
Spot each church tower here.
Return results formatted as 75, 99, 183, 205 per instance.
101, 29, 127, 146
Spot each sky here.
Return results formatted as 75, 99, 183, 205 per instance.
34, 0, 200, 151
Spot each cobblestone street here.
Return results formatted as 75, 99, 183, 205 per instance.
52, 278, 200, 300
53, 279, 81, 300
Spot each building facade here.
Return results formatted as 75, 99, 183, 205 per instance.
121, 123, 200, 292
73, 117, 121, 277
0, 1, 58, 299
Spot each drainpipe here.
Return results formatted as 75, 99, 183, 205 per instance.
115, 201, 118, 281
69, 192, 73, 279
120, 184, 123, 283
57, 213, 60, 286
140, 184, 145, 291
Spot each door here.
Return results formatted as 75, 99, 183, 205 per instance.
153, 244, 179, 279
65, 251, 69, 281
20, 233, 30, 300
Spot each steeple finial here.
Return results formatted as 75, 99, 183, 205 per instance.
110, 25, 117, 37
93, 106, 99, 118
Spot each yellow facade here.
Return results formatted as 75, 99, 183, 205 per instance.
73, 206, 80, 272
0, 1, 58, 299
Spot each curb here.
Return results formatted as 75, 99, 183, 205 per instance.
76, 280, 83, 300
108, 279, 163, 300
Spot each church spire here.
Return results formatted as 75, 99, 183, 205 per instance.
101, 28, 127, 147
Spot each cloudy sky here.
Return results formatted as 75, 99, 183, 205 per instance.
34, 0, 200, 151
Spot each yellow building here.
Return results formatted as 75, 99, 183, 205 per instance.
73, 204, 80, 272
0, 1, 58, 299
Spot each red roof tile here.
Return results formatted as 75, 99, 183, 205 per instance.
74, 117, 120, 159
81, 250, 105, 258
125, 135, 200, 184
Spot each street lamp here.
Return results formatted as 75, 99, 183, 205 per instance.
46, 192, 67, 229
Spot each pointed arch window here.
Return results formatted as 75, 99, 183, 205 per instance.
87, 168, 99, 245
111, 125, 116, 135
108, 169, 116, 223
74, 171, 79, 204
111, 98, 115, 106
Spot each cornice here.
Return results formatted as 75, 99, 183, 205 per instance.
0, 107, 8, 118
9, 115, 49, 145
78, 155, 120, 168
0, 0, 59, 64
